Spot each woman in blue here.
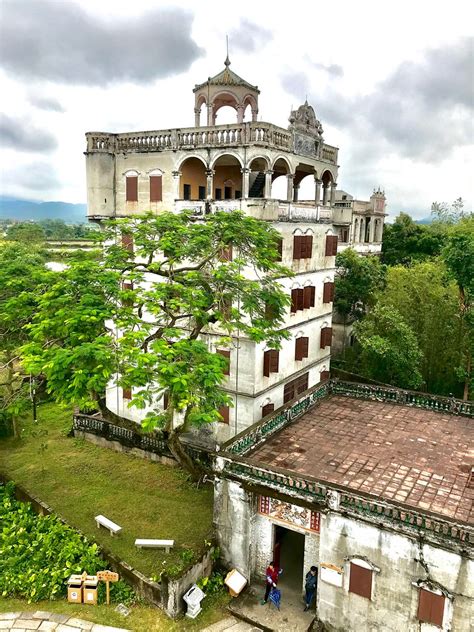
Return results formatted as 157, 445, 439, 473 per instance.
304, 566, 318, 611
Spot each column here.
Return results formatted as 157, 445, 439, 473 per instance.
207, 104, 213, 127
194, 108, 200, 128
241, 168, 250, 198
251, 109, 258, 122
205, 169, 215, 200
236, 105, 244, 124
172, 171, 182, 200
369, 216, 376, 242
286, 174, 295, 202
314, 178, 322, 205
330, 181, 337, 207
322, 183, 329, 206
264, 170, 273, 199
293, 184, 300, 202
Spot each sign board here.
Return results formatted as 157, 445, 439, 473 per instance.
97, 570, 119, 582
258, 496, 320, 533
320, 563, 343, 587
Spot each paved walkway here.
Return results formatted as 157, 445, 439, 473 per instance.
0, 611, 129, 632
201, 616, 261, 631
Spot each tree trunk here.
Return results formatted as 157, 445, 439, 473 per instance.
463, 354, 471, 401
168, 429, 203, 482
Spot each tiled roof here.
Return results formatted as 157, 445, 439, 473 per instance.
194, 63, 259, 92
249, 395, 473, 524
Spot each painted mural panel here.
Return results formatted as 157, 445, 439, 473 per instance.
258, 495, 320, 533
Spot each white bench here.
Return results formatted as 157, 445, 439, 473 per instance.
134, 539, 175, 553
95, 514, 122, 536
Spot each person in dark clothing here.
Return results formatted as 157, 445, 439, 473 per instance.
304, 566, 318, 611
261, 561, 282, 604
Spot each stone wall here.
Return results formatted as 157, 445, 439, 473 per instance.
162, 549, 214, 617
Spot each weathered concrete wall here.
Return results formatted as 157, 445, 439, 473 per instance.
215, 482, 474, 631
162, 549, 214, 617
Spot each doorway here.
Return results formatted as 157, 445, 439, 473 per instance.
273, 525, 305, 594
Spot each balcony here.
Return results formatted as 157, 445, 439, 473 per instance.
86, 122, 338, 166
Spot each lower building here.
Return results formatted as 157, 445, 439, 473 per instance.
214, 380, 474, 631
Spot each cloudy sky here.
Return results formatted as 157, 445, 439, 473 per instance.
0, 0, 472, 219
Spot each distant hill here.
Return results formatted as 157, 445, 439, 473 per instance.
416, 217, 433, 225
0, 196, 87, 223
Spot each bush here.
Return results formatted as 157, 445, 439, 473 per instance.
0, 483, 136, 603
197, 571, 225, 595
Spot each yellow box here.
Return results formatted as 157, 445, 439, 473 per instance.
83, 576, 99, 605
67, 575, 83, 604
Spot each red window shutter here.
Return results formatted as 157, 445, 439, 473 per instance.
163, 391, 169, 410
302, 235, 313, 259
326, 327, 332, 347
261, 403, 275, 418
293, 235, 302, 260
121, 233, 134, 252
303, 286, 315, 309
218, 406, 229, 424
291, 289, 298, 314
349, 563, 372, 600
323, 282, 335, 303
320, 370, 330, 382
283, 382, 294, 403
301, 337, 309, 359
296, 288, 304, 311
263, 350, 271, 377
126, 176, 138, 202
270, 350, 279, 373
295, 338, 302, 361
217, 349, 230, 375
150, 175, 162, 202
331, 235, 338, 255
325, 235, 338, 256
123, 387, 132, 400
418, 589, 445, 626
296, 372, 309, 394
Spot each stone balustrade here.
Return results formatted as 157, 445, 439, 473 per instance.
85, 123, 337, 165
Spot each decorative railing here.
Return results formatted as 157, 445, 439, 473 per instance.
220, 456, 474, 547
85, 124, 337, 164
332, 380, 474, 417
72, 414, 171, 456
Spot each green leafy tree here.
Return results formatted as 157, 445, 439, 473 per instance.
334, 248, 385, 322
376, 261, 465, 396
6, 222, 46, 243
381, 213, 443, 266
431, 197, 468, 224
353, 305, 423, 389
22, 211, 291, 478
442, 217, 474, 399
0, 243, 52, 427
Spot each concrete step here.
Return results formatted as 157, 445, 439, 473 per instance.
201, 616, 261, 631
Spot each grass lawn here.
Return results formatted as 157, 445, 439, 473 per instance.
0, 403, 214, 579
0, 594, 232, 631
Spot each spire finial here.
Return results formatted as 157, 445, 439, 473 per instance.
225, 35, 230, 67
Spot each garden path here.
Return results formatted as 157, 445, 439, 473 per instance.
0, 611, 129, 632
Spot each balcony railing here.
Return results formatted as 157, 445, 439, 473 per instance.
86, 123, 338, 165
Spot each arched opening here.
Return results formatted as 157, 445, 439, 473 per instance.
195, 96, 207, 127
179, 157, 207, 201
243, 103, 252, 122
353, 218, 359, 243
271, 158, 291, 200
214, 105, 238, 125
248, 157, 269, 198
321, 170, 333, 206
212, 154, 242, 200
242, 95, 258, 122
360, 217, 365, 242
294, 164, 316, 202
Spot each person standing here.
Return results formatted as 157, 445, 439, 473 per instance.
261, 561, 282, 604
304, 566, 318, 611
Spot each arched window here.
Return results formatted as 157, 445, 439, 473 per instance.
149, 169, 163, 202
124, 170, 139, 202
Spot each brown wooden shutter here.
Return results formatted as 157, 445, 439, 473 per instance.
296, 288, 304, 311
291, 289, 298, 313
263, 350, 271, 377
270, 350, 279, 373
121, 281, 133, 306
218, 406, 229, 424
261, 403, 275, 418
283, 381, 294, 403
217, 349, 230, 375
163, 391, 169, 410
323, 282, 335, 303
219, 244, 233, 261
349, 563, 372, 600
296, 372, 309, 394
303, 286, 315, 309
325, 234, 338, 256
417, 589, 445, 626
123, 387, 132, 400
302, 235, 313, 259
321, 327, 332, 348
126, 176, 138, 202
295, 337, 309, 361
320, 370, 330, 382
150, 175, 162, 202
265, 302, 276, 320
121, 233, 134, 252
293, 235, 302, 260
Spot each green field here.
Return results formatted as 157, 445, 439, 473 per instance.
0, 403, 214, 579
